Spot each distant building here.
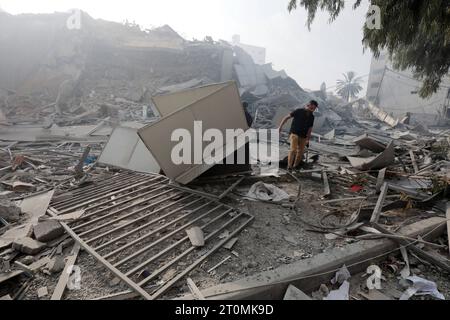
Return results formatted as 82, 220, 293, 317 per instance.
366, 52, 450, 122
232, 35, 266, 65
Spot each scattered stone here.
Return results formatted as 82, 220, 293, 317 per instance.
20, 255, 34, 265
320, 284, 330, 296
186, 227, 204, 247
12, 237, 45, 255
33, 220, 64, 242
284, 235, 298, 245
37, 286, 48, 299
109, 277, 121, 287
0, 198, 21, 222
244, 261, 257, 269
46, 255, 65, 273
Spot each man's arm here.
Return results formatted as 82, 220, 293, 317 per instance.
306, 127, 313, 140
278, 115, 292, 133
306, 127, 313, 147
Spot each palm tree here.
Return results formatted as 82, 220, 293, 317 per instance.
336, 71, 363, 102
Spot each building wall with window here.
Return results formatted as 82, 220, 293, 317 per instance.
366, 53, 450, 118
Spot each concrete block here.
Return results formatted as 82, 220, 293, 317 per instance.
0, 199, 21, 222
46, 255, 65, 273
33, 220, 64, 242
12, 237, 46, 255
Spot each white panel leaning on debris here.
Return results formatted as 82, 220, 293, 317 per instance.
98, 126, 160, 174
138, 81, 250, 185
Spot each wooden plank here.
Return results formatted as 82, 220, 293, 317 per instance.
447, 202, 450, 255
370, 182, 388, 223
322, 171, 331, 198
186, 277, 205, 300
372, 223, 450, 273
207, 255, 232, 273
218, 176, 245, 200
375, 168, 386, 193
50, 243, 80, 300
409, 150, 419, 173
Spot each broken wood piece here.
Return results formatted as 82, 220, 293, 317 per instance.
218, 176, 245, 200
322, 171, 331, 198
186, 227, 205, 247
74, 145, 91, 177
371, 223, 450, 273
446, 202, 450, 255
207, 255, 232, 273
356, 233, 444, 249
13, 261, 33, 276
409, 150, 419, 173
370, 182, 388, 223
50, 243, 80, 300
375, 168, 386, 193
223, 237, 238, 250
186, 277, 205, 300
50, 209, 85, 222
0, 294, 12, 300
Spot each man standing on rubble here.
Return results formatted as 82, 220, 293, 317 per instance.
278, 100, 318, 170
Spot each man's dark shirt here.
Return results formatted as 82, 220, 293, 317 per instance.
289, 108, 314, 138
244, 109, 253, 127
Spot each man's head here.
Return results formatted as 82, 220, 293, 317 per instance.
306, 100, 318, 112
242, 101, 249, 109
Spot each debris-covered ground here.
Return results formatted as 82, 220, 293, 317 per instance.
0, 10, 449, 301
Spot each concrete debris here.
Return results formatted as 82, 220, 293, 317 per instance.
0, 10, 449, 302
37, 286, 48, 299
0, 198, 21, 222
12, 237, 46, 255
33, 220, 64, 242
283, 284, 312, 300
186, 227, 205, 247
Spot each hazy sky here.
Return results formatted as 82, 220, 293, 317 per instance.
0, 0, 372, 92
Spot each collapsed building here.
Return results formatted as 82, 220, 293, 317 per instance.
0, 11, 449, 301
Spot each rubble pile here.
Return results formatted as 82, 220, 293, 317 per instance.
0, 11, 449, 301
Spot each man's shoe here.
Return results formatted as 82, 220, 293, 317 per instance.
293, 161, 305, 170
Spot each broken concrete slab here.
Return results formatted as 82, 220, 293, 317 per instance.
0, 198, 21, 222
33, 220, 64, 242
19, 190, 55, 224
46, 255, 65, 273
347, 141, 395, 170
0, 224, 32, 250
353, 134, 388, 153
12, 237, 46, 255
283, 284, 312, 300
